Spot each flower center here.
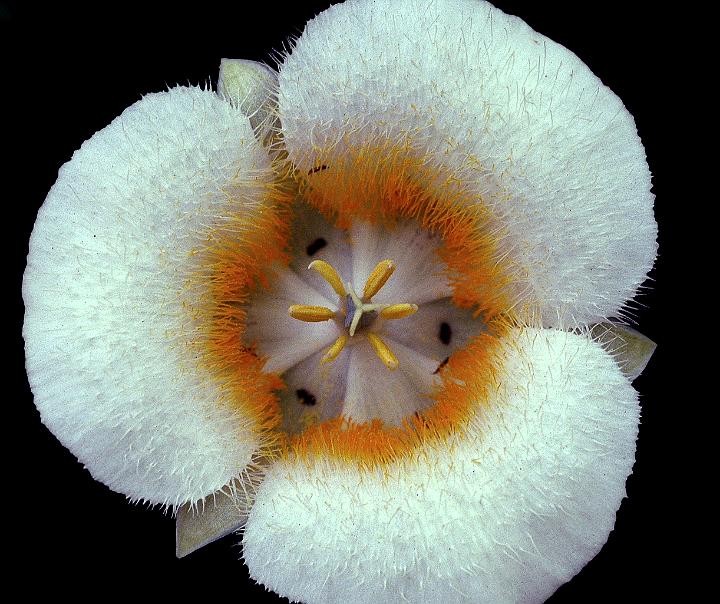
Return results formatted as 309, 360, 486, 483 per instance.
244, 204, 480, 433
288, 258, 419, 369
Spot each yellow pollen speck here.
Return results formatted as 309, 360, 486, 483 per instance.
288, 305, 336, 322
379, 303, 418, 320
300, 411, 321, 429
366, 333, 399, 370
363, 259, 395, 300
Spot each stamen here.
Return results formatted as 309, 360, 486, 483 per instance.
287, 255, 416, 369
366, 333, 399, 370
379, 303, 418, 320
322, 334, 348, 364
363, 259, 395, 300
288, 305, 336, 322
308, 260, 347, 297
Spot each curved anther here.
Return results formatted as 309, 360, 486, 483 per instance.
289, 305, 336, 322
366, 333, 399, 370
308, 260, 347, 297
379, 303, 418, 320
363, 259, 395, 300
322, 334, 348, 364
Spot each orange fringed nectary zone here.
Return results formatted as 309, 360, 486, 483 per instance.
289, 326, 509, 468
284, 142, 517, 467
189, 141, 517, 469
188, 180, 293, 457
300, 140, 516, 318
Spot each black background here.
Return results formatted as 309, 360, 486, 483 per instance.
5, 1, 683, 601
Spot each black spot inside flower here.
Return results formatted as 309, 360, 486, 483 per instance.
434, 356, 450, 374
306, 238, 327, 256
296, 388, 317, 406
308, 164, 329, 174
439, 322, 452, 345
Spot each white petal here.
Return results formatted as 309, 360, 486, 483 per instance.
243, 328, 639, 604
24, 86, 275, 506
287, 202, 355, 284
342, 338, 436, 425
278, 0, 657, 326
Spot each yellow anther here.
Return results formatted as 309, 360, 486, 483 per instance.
308, 260, 347, 297
363, 259, 395, 300
366, 333, 399, 370
289, 305, 336, 322
322, 334, 348, 364
379, 303, 418, 320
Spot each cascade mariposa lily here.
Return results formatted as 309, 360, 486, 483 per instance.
23, 1, 657, 602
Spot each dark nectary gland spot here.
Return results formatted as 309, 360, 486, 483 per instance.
439, 322, 452, 345
306, 238, 328, 256
434, 357, 450, 374
296, 388, 317, 406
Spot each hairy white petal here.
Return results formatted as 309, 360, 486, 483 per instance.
24, 86, 273, 506
278, 0, 657, 326
243, 328, 639, 604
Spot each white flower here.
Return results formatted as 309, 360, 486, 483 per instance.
23, 1, 656, 603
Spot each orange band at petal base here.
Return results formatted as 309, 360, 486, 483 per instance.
188, 178, 294, 460
299, 139, 521, 320
284, 142, 520, 467
288, 325, 510, 469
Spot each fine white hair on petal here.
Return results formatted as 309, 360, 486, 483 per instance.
24, 86, 273, 507
278, 0, 657, 327
243, 328, 639, 604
